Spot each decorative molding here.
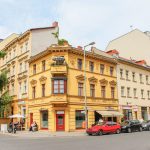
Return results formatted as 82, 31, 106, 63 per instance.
39, 76, 47, 82
30, 79, 37, 85
109, 80, 117, 86
99, 78, 108, 85
76, 74, 84, 81
88, 76, 98, 83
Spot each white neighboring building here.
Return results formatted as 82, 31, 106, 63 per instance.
107, 50, 150, 121
106, 29, 150, 65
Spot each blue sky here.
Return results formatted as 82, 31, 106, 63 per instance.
0, 0, 150, 50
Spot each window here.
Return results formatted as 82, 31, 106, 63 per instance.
148, 91, 150, 99
110, 67, 114, 76
42, 60, 46, 71
101, 86, 105, 98
100, 64, 105, 75
42, 84, 45, 97
75, 110, 85, 129
32, 86, 36, 99
20, 46, 23, 54
140, 74, 143, 83
132, 72, 135, 81
126, 70, 129, 80
24, 81, 27, 93
12, 66, 15, 76
90, 84, 95, 97
89, 61, 94, 72
24, 62, 27, 71
127, 87, 130, 97
20, 63, 22, 73
141, 89, 144, 99
111, 87, 115, 98
120, 69, 123, 78
33, 64, 36, 74
19, 82, 22, 98
11, 83, 14, 95
13, 49, 16, 58
121, 86, 125, 97
77, 59, 82, 70
146, 75, 149, 84
133, 88, 137, 98
78, 83, 83, 96
25, 42, 28, 51
53, 79, 66, 94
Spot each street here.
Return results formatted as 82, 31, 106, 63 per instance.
0, 131, 150, 150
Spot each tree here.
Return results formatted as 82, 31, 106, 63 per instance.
0, 51, 12, 118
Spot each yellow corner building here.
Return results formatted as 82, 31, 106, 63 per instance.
27, 45, 121, 132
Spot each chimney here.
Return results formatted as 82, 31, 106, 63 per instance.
52, 21, 58, 27
106, 49, 119, 57
77, 46, 83, 50
135, 60, 147, 66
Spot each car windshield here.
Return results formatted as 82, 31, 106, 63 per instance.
97, 122, 106, 126
121, 121, 129, 126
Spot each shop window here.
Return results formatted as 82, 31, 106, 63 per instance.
41, 111, 48, 129
75, 110, 85, 129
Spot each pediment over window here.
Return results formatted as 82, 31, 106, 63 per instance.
99, 78, 108, 85
109, 80, 117, 86
39, 76, 47, 82
30, 79, 37, 85
88, 76, 98, 83
76, 74, 84, 81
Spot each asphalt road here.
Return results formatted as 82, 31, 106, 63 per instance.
0, 131, 150, 150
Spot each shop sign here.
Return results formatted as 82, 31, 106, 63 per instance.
133, 106, 138, 112
56, 111, 64, 114
122, 105, 132, 110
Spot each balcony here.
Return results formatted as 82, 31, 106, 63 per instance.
50, 94, 68, 105
50, 65, 67, 75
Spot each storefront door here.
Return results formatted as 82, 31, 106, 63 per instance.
41, 110, 48, 129
30, 113, 33, 126
56, 111, 65, 131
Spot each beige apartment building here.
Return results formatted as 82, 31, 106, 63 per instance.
107, 50, 150, 121
0, 22, 58, 120
106, 29, 150, 65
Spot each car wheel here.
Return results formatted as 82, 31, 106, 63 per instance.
88, 133, 92, 136
139, 127, 142, 132
98, 130, 103, 136
116, 129, 121, 134
127, 128, 132, 133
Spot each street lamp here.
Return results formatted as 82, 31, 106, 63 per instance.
83, 42, 95, 130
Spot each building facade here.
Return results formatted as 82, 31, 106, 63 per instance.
106, 29, 150, 65
107, 50, 150, 121
0, 22, 58, 123
28, 45, 120, 132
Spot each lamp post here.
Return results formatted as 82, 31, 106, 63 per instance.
83, 42, 95, 130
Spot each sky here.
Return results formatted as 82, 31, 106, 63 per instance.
0, 0, 150, 50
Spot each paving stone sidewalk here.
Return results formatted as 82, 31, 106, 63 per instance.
0, 130, 87, 138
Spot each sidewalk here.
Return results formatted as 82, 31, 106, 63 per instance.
0, 130, 87, 138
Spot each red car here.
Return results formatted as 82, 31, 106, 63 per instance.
86, 121, 121, 136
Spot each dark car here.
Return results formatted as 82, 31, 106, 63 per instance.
86, 121, 121, 136
142, 120, 150, 131
121, 120, 143, 133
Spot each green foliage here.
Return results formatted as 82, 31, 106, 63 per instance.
0, 71, 8, 92
0, 92, 12, 118
52, 31, 59, 39
58, 39, 68, 46
0, 51, 6, 58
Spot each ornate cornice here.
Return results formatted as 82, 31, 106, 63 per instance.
39, 76, 47, 82
109, 80, 117, 86
30, 79, 37, 85
99, 78, 108, 85
76, 74, 84, 81
88, 76, 98, 83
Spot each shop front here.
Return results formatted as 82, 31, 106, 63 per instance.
122, 105, 132, 120
141, 107, 148, 120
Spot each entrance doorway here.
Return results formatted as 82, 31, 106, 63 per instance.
56, 111, 65, 131
30, 113, 33, 126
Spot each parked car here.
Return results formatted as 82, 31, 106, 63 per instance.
142, 120, 150, 131
121, 120, 143, 133
86, 121, 121, 136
